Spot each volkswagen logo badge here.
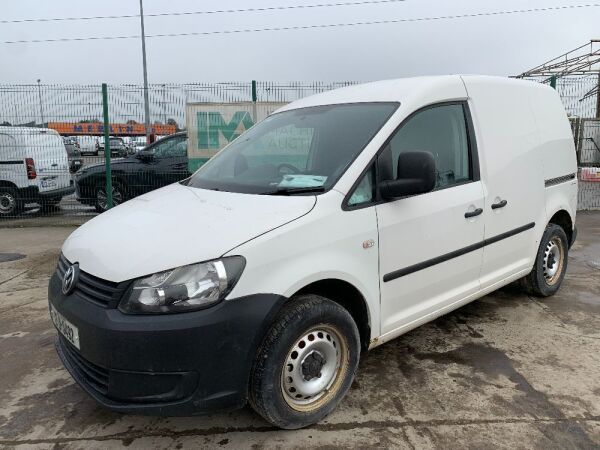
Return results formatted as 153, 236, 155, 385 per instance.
62, 264, 79, 295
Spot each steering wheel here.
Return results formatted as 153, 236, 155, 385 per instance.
277, 163, 300, 175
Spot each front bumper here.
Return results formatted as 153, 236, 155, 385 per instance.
49, 270, 285, 415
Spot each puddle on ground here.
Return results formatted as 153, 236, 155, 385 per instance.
0, 253, 26, 263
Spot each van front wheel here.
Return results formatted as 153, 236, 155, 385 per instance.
249, 295, 360, 429
523, 223, 569, 297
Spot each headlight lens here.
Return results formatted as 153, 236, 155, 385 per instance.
119, 256, 245, 314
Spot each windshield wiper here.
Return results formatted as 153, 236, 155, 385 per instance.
263, 186, 326, 196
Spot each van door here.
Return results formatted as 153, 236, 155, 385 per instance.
376, 102, 485, 335
29, 132, 71, 193
464, 79, 544, 289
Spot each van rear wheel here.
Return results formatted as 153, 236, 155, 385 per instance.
522, 223, 568, 297
0, 187, 23, 218
249, 295, 360, 429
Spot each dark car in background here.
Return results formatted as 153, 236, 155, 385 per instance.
97, 137, 129, 158
62, 137, 84, 173
75, 132, 189, 212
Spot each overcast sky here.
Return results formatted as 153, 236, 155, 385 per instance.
1, 0, 598, 85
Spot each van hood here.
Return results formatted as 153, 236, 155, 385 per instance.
62, 183, 316, 282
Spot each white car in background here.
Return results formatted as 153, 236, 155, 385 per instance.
0, 127, 74, 217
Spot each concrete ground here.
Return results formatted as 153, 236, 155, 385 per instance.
0, 213, 599, 449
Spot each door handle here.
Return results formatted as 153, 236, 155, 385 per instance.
464, 208, 483, 218
491, 199, 508, 210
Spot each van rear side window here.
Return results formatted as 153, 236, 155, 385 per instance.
383, 103, 472, 190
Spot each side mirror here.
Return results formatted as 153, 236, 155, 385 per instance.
137, 150, 154, 162
380, 151, 436, 199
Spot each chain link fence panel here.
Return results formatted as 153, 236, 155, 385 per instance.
0, 79, 598, 226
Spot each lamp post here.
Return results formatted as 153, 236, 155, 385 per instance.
36, 79, 45, 125
139, 0, 151, 140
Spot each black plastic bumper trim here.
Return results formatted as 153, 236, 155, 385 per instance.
545, 173, 576, 187
383, 222, 535, 282
49, 271, 287, 415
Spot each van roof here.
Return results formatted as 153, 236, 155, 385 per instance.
0, 126, 63, 146
0, 126, 61, 137
276, 75, 550, 112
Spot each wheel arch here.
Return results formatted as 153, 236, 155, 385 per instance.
292, 278, 371, 351
547, 208, 574, 246
0, 180, 18, 189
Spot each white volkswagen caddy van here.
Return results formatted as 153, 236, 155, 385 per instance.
49, 76, 577, 429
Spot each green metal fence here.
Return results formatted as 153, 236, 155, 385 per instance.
0, 78, 598, 224
0, 81, 357, 223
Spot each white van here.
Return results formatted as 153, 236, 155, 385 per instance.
0, 127, 74, 217
77, 135, 99, 156
49, 76, 577, 429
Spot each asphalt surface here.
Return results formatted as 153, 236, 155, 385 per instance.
0, 213, 599, 449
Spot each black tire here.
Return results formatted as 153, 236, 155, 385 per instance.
249, 295, 360, 429
95, 182, 126, 213
522, 223, 569, 297
0, 187, 24, 218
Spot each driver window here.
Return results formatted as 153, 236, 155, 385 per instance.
153, 137, 184, 158
152, 139, 174, 158
384, 104, 471, 190
171, 138, 188, 157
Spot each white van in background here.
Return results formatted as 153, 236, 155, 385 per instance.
77, 135, 99, 156
49, 76, 577, 429
0, 127, 74, 217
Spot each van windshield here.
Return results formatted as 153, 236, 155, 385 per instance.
186, 103, 398, 195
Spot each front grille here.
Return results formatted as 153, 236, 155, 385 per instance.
59, 337, 109, 396
57, 254, 129, 308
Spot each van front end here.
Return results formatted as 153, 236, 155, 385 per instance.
49, 253, 286, 415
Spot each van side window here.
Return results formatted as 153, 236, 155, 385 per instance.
348, 165, 375, 207
384, 104, 471, 190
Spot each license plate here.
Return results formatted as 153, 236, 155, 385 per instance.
50, 304, 80, 349
41, 179, 57, 188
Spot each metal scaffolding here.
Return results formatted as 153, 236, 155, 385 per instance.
517, 40, 600, 118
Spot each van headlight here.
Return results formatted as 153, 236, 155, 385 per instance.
119, 257, 245, 314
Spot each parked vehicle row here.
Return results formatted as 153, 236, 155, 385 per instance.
0, 126, 175, 217
75, 132, 189, 212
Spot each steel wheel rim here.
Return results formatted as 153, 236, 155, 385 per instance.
543, 236, 564, 285
97, 187, 123, 210
280, 324, 349, 412
0, 192, 16, 214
